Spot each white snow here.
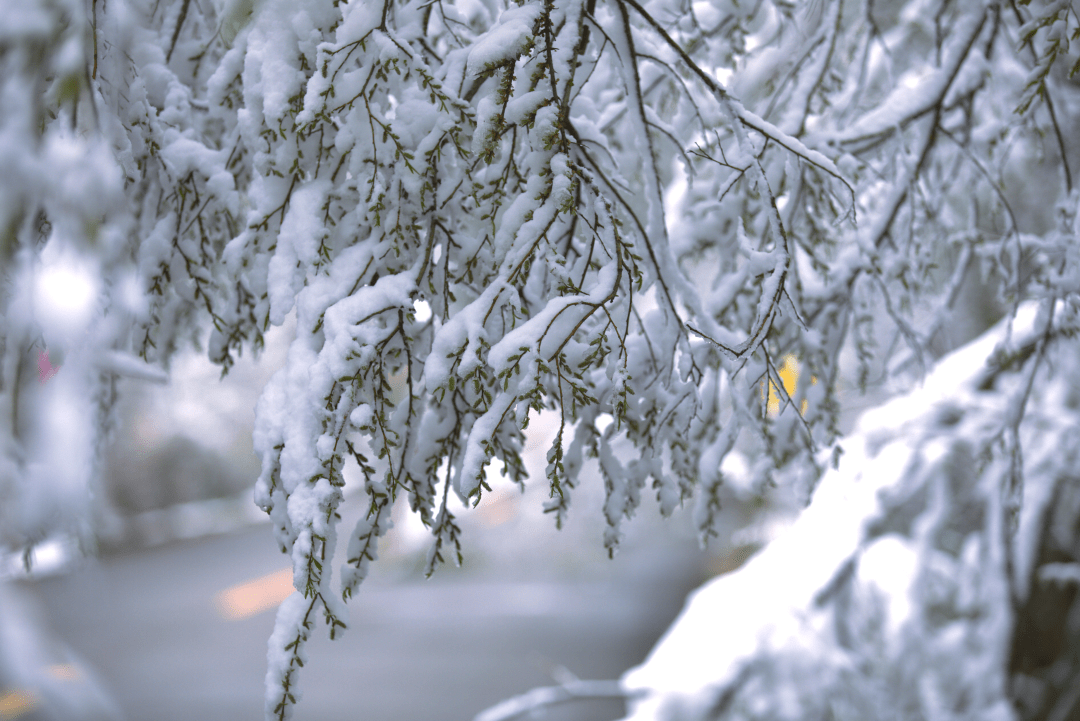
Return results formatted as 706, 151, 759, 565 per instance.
466, 3, 543, 77
622, 305, 1045, 721
268, 179, 331, 325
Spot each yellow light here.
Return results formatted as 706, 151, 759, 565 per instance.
214, 568, 295, 620
763, 355, 815, 416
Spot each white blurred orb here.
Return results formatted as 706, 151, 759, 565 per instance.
34, 253, 99, 344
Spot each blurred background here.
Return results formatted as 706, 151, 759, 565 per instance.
0, 318, 775, 721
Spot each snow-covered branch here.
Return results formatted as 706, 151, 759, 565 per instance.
5, 0, 1080, 718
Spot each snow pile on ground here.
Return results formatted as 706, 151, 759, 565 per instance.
621, 302, 1076, 721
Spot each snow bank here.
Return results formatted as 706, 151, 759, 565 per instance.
621, 305, 1061, 721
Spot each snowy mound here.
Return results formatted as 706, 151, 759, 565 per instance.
621, 303, 1068, 721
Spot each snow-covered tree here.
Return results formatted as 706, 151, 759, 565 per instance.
3, 0, 1080, 718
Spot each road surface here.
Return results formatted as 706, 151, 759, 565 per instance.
19, 518, 708, 721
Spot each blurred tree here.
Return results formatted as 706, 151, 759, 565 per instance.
2, 0, 1080, 719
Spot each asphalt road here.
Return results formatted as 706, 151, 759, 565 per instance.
20, 518, 707, 721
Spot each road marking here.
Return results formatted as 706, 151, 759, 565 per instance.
0, 662, 87, 719
215, 568, 294, 620
0, 689, 38, 719
46, 664, 81, 681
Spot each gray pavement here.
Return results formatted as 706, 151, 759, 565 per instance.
20, 519, 708, 721
0, 581, 123, 721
